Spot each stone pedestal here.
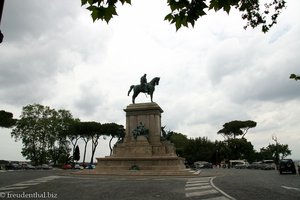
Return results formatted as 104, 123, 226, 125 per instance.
96, 102, 190, 175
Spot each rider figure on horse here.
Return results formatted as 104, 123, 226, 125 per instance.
140, 74, 149, 94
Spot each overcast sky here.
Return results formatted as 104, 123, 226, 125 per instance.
1, 0, 300, 162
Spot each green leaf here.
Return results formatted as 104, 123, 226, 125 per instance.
182, 16, 188, 27
224, 3, 231, 14
104, 6, 118, 23
120, 0, 131, 5
175, 17, 182, 31
169, 1, 181, 12
209, 0, 221, 11
164, 13, 173, 22
81, 0, 88, 6
87, 0, 95, 5
91, 10, 100, 22
87, 5, 98, 11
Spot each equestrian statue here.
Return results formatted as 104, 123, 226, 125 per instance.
127, 74, 160, 104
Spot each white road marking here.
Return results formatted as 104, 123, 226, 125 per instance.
0, 175, 62, 193
193, 170, 201, 175
210, 177, 236, 200
26, 180, 48, 183
12, 182, 40, 186
202, 196, 231, 200
186, 189, 219, 197
282, 185, 300, 192
185, 185, 212, 190
186, 182, 210, 187
187, 180, 210, 184
0, 186, 27, 191
185, 177, 234, 199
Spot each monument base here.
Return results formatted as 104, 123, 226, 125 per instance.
97, 156, 185, 170
95, 102, 195, 176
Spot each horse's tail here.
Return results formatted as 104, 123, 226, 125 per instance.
128, 85, 134, 96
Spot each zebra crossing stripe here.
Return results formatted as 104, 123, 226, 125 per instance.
25, 180, 48, 183
185, 185, 212, 191
0, 186, 27, 191
12, 182, 40, 186
38, 176, 61, 180
0, 175, 62, 193
186, 182, 210, 187
202, 196, 231, 200
185, 176, 235, 199
186, 189, 219, 197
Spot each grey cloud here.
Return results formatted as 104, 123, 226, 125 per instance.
224, 56, 300, 103
1, 0, 81, 42
0, 47, 59, 105
0, 0, 110, 107
74, 83, 106, 116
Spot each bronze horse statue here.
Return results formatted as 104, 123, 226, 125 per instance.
128, 77, 160, 104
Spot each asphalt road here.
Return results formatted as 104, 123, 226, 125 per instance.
213, 168, 300, 200
0, 168, 299, 200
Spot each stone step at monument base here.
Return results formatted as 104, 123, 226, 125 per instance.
96, 156, 185, 171
94, 156, 197, 176
77, 168, 197, 176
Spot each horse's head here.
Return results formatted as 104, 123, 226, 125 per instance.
154, 77, 160, 85
148, 77, 160, 86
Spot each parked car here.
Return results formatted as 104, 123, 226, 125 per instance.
74, 164, 84, 170
62, 164, 72, 169
261, 160, 276, 170
85, 164, 96, 169
21, 163, 35, 170
42, 164, 52, 169
194, 161, 213, 169
279, 159, 296, 174
247, 161, 262, 169
5, 163, 21, 170
235, 162, 249, 169
229, 160, 248, 169
38, 164, 52, 170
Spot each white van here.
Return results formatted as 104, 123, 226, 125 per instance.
261, 160, 276, 170
230, 160, 249, 169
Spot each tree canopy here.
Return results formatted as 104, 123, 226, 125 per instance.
0, 110, 16, 128
183, 136, 215, 164
169, 132, 189, 156
81, 0, 287, 33
226, 138, 255, 161
217, 120, 257, 139
100, 123, 124, 155
11, 104, 74, 165
259, 143, 291, 163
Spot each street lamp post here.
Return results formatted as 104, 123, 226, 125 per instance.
272, 135, 279, 169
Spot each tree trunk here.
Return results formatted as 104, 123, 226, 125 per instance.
83, 140, 88, 164
90, 137, 99, 164
109, 137, 113, 156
